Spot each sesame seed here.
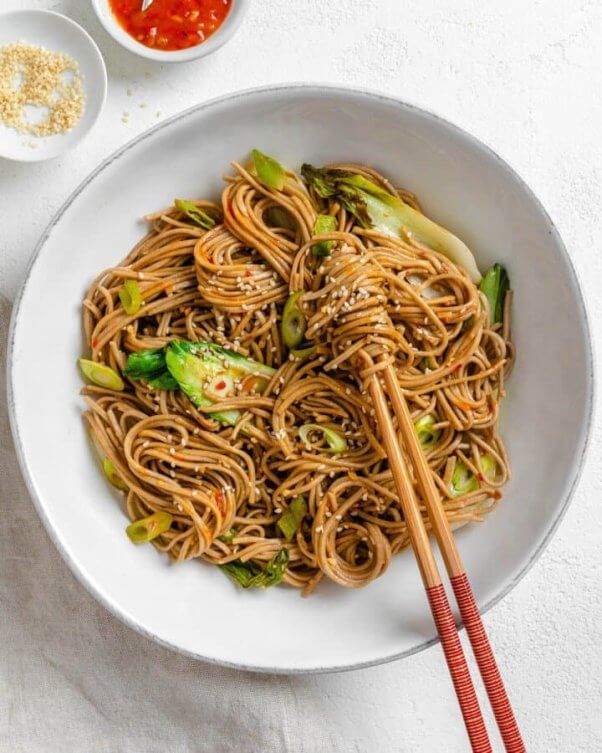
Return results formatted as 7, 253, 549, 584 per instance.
0, 43, 85, 137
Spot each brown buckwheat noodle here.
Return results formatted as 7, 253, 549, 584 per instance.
82, 160, 513, 595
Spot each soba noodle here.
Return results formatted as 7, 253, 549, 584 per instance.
81, 156, 513, 595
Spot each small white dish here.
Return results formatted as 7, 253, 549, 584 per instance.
8, 85, 594, 673
91, 0, 249, 63
0, 10, 107, 163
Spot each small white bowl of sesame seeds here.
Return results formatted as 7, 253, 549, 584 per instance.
0, 10, 107, 162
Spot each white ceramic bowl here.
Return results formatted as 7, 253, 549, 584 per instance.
8, 85, 593, 673
91, 0, 249, 63
0, 10, 107, 163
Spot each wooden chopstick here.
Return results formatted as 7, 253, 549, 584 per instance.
382, 363, 526, 753
365, 358, 493, 753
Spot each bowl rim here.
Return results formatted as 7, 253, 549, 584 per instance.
90, 0, 250, 63
0, 9, 108, 163
7, 83, 595, 674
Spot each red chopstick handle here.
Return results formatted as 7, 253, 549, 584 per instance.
426, 583, 492, 753
451, 573, 526, 753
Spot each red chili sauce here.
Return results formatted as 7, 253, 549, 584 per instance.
109, 0, 232, 51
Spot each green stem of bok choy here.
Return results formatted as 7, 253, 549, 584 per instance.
479, 263, 509, 325
252, 150, 285, 191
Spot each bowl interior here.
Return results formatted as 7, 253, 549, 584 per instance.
9, 86, 592, 672
0, 11, 106, 162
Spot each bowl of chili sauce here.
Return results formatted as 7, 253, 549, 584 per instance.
91, 0, 249, 61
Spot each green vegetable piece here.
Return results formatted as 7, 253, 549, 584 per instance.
165, 341, 275, 426
312, 214, 337, 256
165, 342, 240, 426
480, 263, 509, 324
252, 149, 285, 191
298, 423, 347, 453
218, 529, 238, 543
175, 341, 276, 378
290, 343, 317, 360
79, 359, 125, 391
103, 457, 128, 491
277, 496, 308, 541
414, 414, 441, 451
450, 459, 479, 497
480, 453, 497, 482
126, 511, 173, 543
264, 205, 296, 231
124, 348, 168, 380
119, 279, 142, 315
281, 291, 306, 348
174, 199, 216, 230
301, 164, 482, 283
219, 561, 257, 587
126, 342, 276, 425
124, 348, 178, 389
147, 371, 179, 390
220, 549, 289, 588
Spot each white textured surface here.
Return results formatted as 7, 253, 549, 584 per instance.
1, 0, 601, 751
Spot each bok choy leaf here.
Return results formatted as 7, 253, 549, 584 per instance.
301, 164, 482, 283
220, 550, 289, 588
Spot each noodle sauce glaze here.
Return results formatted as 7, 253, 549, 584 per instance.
108, 0, 232, 51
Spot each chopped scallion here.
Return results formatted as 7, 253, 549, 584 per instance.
450, 459, 479, 497
79, 359, 125, 391
126, 511, 173, 544
103, 457, 128, 491
299, 423, 347, 453
414, 414, 440, 451
281, 291, 306, 348
119, 279, 142, 315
